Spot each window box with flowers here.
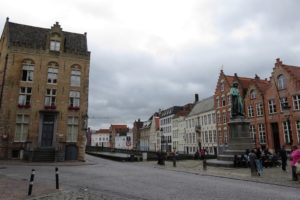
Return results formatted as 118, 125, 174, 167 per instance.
68, 106, 80, 111
45, 105, 56, 110
18, 104, 31, 109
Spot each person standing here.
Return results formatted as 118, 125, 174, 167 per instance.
279, 145, 288, 171
249, 149, 257, 176
255, 147, 263, 176
290, 146, 299, 181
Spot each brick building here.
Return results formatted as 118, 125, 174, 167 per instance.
109, 124, 129, 148
0, 18, 90, 161
215, 59, 300, 153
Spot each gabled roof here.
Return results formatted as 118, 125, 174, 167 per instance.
188, 96, 214, 117
96, 129, 110, 134
6, 21, 89, 56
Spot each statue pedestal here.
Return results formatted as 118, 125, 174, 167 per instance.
207, 116, 255, 167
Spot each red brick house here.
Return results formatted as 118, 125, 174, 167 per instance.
215, 58, 300, 153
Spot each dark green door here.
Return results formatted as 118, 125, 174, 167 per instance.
41, 114, 55, 147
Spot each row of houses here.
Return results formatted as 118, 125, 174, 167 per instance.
99, 58, 300, 156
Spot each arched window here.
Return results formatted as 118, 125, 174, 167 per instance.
21, 59, 34, 82
250, 89, 256, 99
277, 74, 286, 90
70, 65, 81, 87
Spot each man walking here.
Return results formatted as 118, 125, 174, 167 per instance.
279, 145, 287, 171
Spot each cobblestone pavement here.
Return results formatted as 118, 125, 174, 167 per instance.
1, 158, 299, 199
133, 159, 300, 188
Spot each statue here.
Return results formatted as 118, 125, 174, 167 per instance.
230, 81, 243, 118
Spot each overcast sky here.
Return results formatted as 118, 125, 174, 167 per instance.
1, 0, 300, 129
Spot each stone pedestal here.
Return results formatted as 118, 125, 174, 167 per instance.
207, 117, 255, 167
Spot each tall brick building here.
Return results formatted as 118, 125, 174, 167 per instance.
215, 59, 300, 153
0, 18, 90, 161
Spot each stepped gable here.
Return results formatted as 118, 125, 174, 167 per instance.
7, 21, 89, 55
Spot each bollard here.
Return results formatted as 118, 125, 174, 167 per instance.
28, 169, 35, 196
203, 158, 207, 171
55, 167, 59, 189
173, 155, 176, 167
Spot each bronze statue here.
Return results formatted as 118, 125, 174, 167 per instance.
230, 81, 243, 117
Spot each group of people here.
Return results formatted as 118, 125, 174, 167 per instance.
233, 146, 300, 181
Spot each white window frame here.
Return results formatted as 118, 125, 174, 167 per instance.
71, 70, 81, 87
15, 114, 29, 142
258, 123, 266, 144
293, 95, 300, 110
47, 67, 58, 84
69, 91, 80, 107
18, 87, 31, 106
268, 99, 277, 114
256, 103, 263, 116
21, 64, 34, 82
249, 124, 256, 141
277, 74, 286, 90
50, 40, 61, 51
296, 121, 300, 144
283, 120, 292, 144
67, 116, 79, 142
248, 105, 254, 117
45, 89, 56, 106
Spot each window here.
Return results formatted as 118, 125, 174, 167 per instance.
223, 113, 226, 124
208, 114, 211, 124
283, 120, 292, 145
50, 40, 60, 51
47, 67, 58, 84
258, 124, 266, 144
293, 95, 300, 110
212, 113, 216, 124
21, 63, 34, 82
220, 82, 224, 92
205, 131, 208, 143
69, 91, 80, 107
209, 130, 212, 143
45, 89, 56, 106
213, 130, 217, 143
256, 103, 263, 116
249, 125, 256, 141
222, 96, 226, 106
67, 116, 79, 142
250, 90, 256, 99
18, 87, 31, 106
280, 97, 288, 111
268, 99, 276, 114
227, 95, 231, 105
277, 74, 286, 90
71, 70, 81, 87
296, 121, 300, 144
224, 130, 228, 144
216, 97, 220, 108
247, 105, 254, 117
15, 114, 29, 142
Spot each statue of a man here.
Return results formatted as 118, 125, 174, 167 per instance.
230, 81, 243, 118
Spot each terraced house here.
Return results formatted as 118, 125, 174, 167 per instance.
0, 18, 90, 161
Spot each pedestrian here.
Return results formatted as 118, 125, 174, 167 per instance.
290, 146, 299, 181
255, 147, 263, 176
279, 145, 287, 171
249, 149, 257, 176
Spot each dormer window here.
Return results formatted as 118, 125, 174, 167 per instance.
50, 40, 60, 51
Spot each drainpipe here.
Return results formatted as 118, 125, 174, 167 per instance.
0, 54, 8, 108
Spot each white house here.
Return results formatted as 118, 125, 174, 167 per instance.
115, 131, 133, 149
91, 129, 110, 147
185, 96, 217, 155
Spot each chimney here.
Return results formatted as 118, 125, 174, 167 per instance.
195, 94, 199, 102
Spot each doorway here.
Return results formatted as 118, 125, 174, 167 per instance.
41, 114, 55, 147
271, 123, 280, 152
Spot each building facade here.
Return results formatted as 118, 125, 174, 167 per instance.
91, 129, 110, 147
0, 19, 90, 161
215, 58, 300, 153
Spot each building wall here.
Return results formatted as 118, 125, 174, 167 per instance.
91, 133, 110, 147
0, 21, 90, 160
